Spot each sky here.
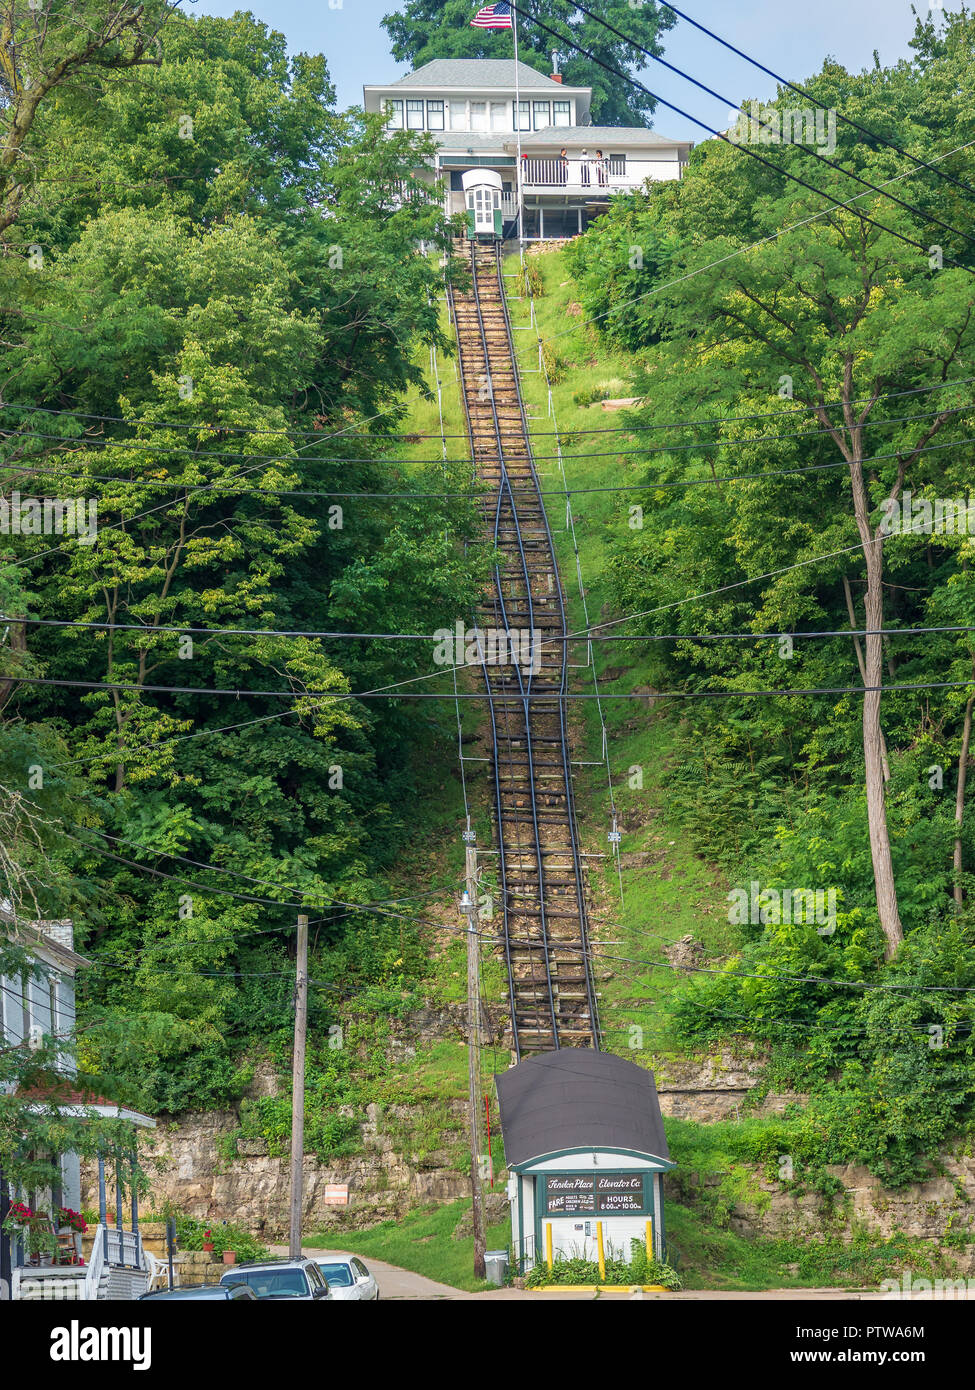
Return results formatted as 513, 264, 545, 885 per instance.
187, 0, 936, 143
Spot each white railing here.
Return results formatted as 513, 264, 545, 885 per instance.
82, 1223, 146, 1298
83, 1224, 107, 1300
521, 156, 680, 192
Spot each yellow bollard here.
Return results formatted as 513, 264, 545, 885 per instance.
646, 1220, 653, 1260
596, 1221, 606, 1282
545, 1222, 553, 1271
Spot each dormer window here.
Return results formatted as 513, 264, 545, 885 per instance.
449, 99, 468, 130
427, 99, 445, 130
470, 101, 488, 131
532, 100, 551, 129
514, 99, 530, 131
384, 99, 404, 129
406, 98, 425, 129
553, 100, 570, 126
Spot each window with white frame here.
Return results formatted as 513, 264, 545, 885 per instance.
449, 99, 468, 130
426, 99, 444, 130
384, 99, 404, 129
406, 98, 425, 129
470, 100, 488, 131
553, 100, 571, 126
514, 100, 530, 131
532, 100, 551, 129
490, 100, 508, 131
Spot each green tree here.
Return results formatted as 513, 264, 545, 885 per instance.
0, 0, 175, 236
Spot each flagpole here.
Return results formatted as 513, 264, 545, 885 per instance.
512, 4, 524, 262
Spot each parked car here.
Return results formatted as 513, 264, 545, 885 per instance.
218, 1258, 332, 1300
139, 1283, 258, 1300
314, 1256, 379, 1301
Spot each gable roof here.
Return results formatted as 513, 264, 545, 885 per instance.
372, 59, 586, 92
495, 1049, 671, 1167
518, 126, 687, 149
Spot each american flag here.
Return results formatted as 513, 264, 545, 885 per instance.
470, 2, 513, 29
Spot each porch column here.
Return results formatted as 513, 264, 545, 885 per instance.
130, 1154, 138, 1237
0, 1170, 10, 1297
97, 1153, 109, 1266
577, 207, 582, 234
115, 1163, 124, 1266
538, 207, 544, 241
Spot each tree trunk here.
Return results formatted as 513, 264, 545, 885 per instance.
954, 673, 974, 909
848, 455, 904, 959
0, 616, 27, 713
843, 576, 890, 783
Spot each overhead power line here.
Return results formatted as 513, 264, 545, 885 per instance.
17, 616, 975, 645
508, 0, 975, 275
6, 673, 975, 702
3, 375, 974, 441
564, 0, 975, 249
653, 0, 975, 199
511, 137, 975, 362
4, 399, 971, 474
2, 429, 973, 524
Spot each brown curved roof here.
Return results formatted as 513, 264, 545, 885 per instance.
495, 1049, 671, 1168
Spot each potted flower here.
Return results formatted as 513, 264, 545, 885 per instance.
222, 1249, 237, 1265
2, 1200, 34, 1255
2, 1205, 58, 1265
57, 1206, 88, 1235
202, 1228, 214, 1254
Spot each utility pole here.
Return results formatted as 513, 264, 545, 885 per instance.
462, 843, 487, 1281
288, 913, 308, 1261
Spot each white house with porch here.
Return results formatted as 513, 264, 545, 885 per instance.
363, 58, 691, 240
0, 915, 157, 1300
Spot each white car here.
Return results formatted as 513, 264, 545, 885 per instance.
315, 1256, 379, 1301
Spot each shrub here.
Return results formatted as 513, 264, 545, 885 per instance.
524, 1241, 682, 1288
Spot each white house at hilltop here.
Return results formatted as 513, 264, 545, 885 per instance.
364, 59, 692, 240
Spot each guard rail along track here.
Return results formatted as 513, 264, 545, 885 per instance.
447, 238, 600, 1059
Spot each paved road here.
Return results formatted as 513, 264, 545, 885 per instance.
274, 1245, 926, 1300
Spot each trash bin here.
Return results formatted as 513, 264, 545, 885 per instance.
484, 1250, 509, 1287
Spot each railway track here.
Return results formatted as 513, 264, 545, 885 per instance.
447, 238, 600, 1059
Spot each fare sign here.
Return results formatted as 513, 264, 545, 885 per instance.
545, 1173, 645, 1214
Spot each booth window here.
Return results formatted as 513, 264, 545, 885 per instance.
406, 99, 425, 129
384, 99, 404, 129
426, 100, 444, 130
553, 100, 571, 126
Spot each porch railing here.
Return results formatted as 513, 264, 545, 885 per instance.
520, 156, 678, 192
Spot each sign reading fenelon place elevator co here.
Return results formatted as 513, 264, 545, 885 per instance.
544, 1173, 645, 1214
